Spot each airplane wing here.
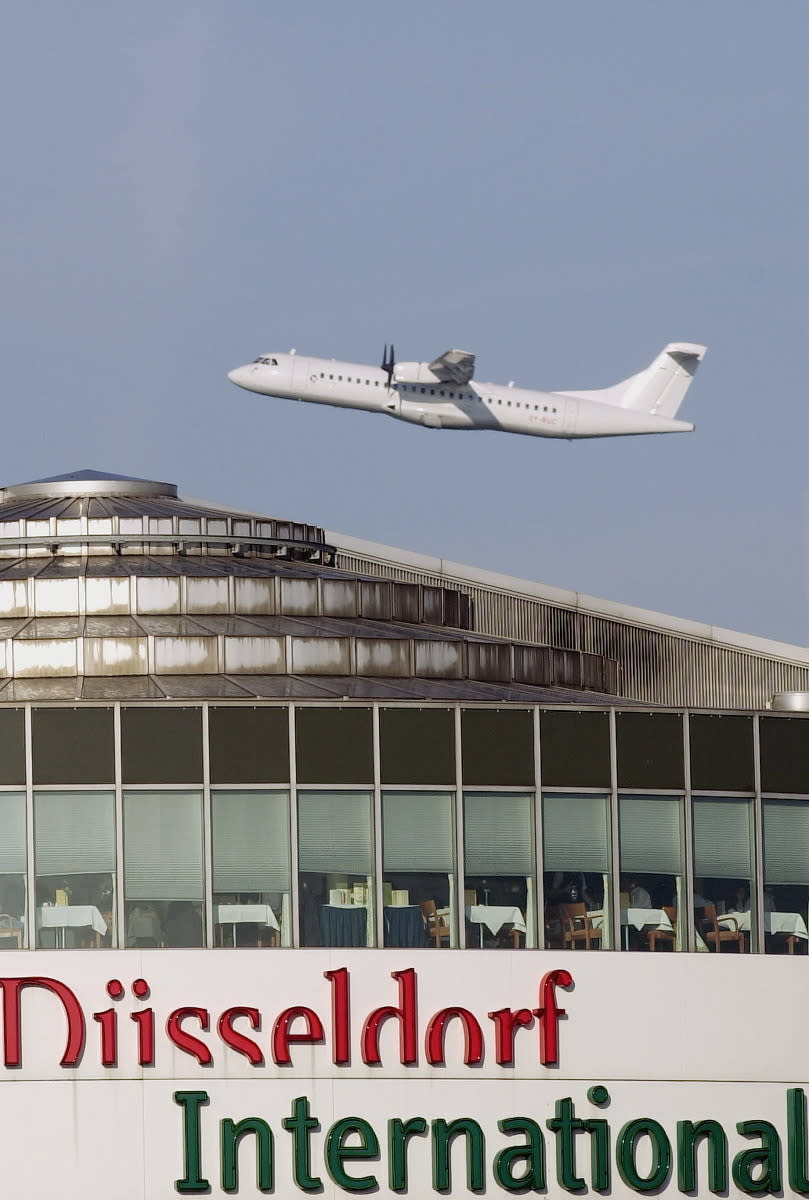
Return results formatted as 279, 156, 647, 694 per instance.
428, 348, 476, 385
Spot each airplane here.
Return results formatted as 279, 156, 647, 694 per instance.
227, 341, 706, 439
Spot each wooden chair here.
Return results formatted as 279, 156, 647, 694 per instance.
557, 902, 602, 950
699, 904, 746, 952
0, 914, 21, 949
647, 906, 677, 952
421, 900, 451, 947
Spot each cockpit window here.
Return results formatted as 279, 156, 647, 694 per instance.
253, 356, 279, 366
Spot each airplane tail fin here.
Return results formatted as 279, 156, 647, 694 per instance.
557, 342, 707, 419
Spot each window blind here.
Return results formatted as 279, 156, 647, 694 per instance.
763, 800, 809, 885
298, 791, 372, 874
693, 797, 752, 878
213, 790, 290, 892
124, 791, 203, 901
35, 792, 114, 875
619, 794, 682, 875
543, 793, 610, 872
383, 792, 454, 872
0, 792, 25, 873
464, 792, 534, 875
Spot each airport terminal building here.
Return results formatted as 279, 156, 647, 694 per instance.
1, 469, 809, 1198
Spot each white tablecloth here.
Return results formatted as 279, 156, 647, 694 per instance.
466, 905, 527, 935
214, 904, 279, 930
622, 907, 674, 933
37, 905, 107, 936
590, 908, 674, 934
720, 910, 809, 940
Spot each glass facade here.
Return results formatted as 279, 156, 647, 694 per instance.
0, 702, 806, 954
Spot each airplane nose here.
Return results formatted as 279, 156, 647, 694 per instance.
227, 366, 247, 386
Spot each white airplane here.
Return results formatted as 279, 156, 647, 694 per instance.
227, 341, 706, 439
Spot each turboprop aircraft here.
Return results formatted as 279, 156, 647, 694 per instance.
227, 341, 706, 439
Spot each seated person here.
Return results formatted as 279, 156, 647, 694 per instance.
624, 877, 652, 908
127, 903, 162, 947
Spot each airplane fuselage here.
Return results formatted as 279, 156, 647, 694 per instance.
228, 351, 698, 439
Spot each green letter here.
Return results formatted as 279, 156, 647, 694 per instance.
677, 1119, 727, 1194
732, 1121, 782, 1195
584, 1118, 610, 1192
494, 1117, 546, 1192
389, 1117, 428, 1192
221, 1117, 273, 1193
174, 1090, 211, 1194
788, 1088, 809, 1194
617, 1119, 672, 1192
282, 1096, 322, 1192
326, 1117, 379, 1193
432, 1118, 485, 1192
547, 1097, 586, 1191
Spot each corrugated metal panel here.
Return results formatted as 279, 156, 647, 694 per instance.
335, 549, 809, 709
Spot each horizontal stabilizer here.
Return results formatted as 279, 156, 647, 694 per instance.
557, 342, 707, 419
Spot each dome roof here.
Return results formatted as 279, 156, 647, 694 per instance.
0, 469, 619, 704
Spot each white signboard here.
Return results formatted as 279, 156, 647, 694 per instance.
0, 949, 807, 1197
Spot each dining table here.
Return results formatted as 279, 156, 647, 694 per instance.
465, 904, 526, 946
719, 910, 809, 944
214, 903, 280, 947
37, 904, 108, 948
383, 904, 425, 947
320, 903, 369, 948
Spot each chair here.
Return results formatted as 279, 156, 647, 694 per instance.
421, 900, 451, 947
463, 889, 477, 906
0, 914, 21, 949
647, 906, 677, 952
557, 902, 602, 950
699, 904, 746, 952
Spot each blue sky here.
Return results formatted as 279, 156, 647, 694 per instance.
2, 3, 808, 644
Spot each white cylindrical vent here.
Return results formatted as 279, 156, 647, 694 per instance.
771, 692, 809, 712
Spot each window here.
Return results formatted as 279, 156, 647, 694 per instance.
329, 374, 334, 380
616, 713, 684, 788
320, 372, 324, 378
32, 708, 114, 785
298, 791, 374, 947
35, 791, 115, 947
212, 790, 290, 947
540, 711, 610, 787
296, 708, 373, 784
380, 708, 454, 784
0, 710, 24, 785
383, 791, 455, 947
762, 800, 809, 955
421, 387, 426, 394
209, 707, 289, 784
461, 708, 533, 785
543, 792, 612, 949
690, 715, 754, 792
619, 794, 684, 950
122, 708, 202, 784
464, 792, 535, 947
692, 797, 755, 952
760, 717, 809, 793
0, 793, 26, 948
124, 790, 204, 947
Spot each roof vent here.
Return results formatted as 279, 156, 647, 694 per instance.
771, 692, 809, 712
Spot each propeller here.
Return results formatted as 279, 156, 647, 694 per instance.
381, 343, 396, 388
